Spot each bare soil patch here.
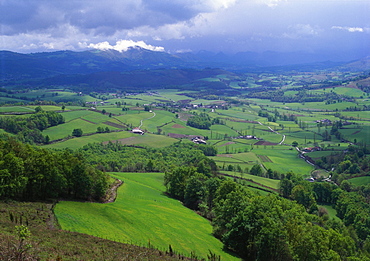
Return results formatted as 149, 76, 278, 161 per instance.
351, 130, 361, 135
80, 118, 96, 124
217, 154, 233, 157
254, 141, 278, 146
257, 154, 273, 163
103, 121, 127, 129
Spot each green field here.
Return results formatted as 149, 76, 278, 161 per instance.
348, 176, 370, 186
0, 106, 35, 113
43, 132, 177, 150
252, 148, 314, 176
55, 173, 239, 260
318, 204, 340, 221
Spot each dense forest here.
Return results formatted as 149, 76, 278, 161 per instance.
164, 165, 370, 260
0, 107, 64, 144
0, 137, 108, 201
80, 141, 217, 173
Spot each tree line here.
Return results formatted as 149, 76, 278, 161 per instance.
80, 141, 218, 173
0, 107, 64, 144
164, 166, 368, 260
0, 137, 108, 201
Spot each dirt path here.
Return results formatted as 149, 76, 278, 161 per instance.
138, 111, 156, 128
257, 121, 286, 145
104, 179, 123, 203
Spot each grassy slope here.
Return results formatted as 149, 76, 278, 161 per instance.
348, 176, 370, 186
55, 172, 240, 260
0, 201, 184, 261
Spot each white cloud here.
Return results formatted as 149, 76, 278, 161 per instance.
332, 26, 364, 33
257, 0, 287, 8
88, 40, 165, 52
283, 24, 321, 39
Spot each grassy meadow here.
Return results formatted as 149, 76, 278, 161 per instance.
348, 176, 370, 186
55, 172, 240, 260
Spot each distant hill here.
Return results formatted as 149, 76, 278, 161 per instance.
1, 48, 358, 79
20, 68, 234, 92
0, 48, 368, 92
340, 56, 370, 71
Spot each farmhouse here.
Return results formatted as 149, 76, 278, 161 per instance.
192, 136, 207, 144
132, 128, 144, 135
239, 135, 257, 140
303, 146, 321, 153
315, 119, 332, 125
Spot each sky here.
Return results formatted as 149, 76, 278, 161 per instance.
1, 0, 369, 59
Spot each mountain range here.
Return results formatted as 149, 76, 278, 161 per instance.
1, 48, 369, 92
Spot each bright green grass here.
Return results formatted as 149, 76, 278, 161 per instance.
111, 133, 178, 148
308, 151, 341, 159
339, 111, 370, 120
209, 156, 245, 164
210, 124, 239, 137
318, 204, 340, 221
348, 176, 370, 186
217, 110, 260, 122
314, 87, 365, 97
215, 141, 251, 154
339, 126, 370, 144
0, 106, 35, 113
26, 105, 63, 111
42, 118, 120, 140
42, 131, 135, 150
54, 173, 239, 260
82, 111, 114, 123
141, 110, 176, 133
223, 171, 280, 190
229, 152, 261, 163
157, 89, 193, 102
115, 111, 154, 127
284, 91, 298, 96
43, 132, 177, 150
62, 110, 95, 122
252, 148, 314, 176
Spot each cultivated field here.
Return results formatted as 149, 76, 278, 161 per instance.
54, 172, 239, 260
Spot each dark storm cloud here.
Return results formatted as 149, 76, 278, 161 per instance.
0, 0, 204, 36
0, 0, 369, 57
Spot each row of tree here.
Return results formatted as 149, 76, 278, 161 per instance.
80, 141, 217, 173
0, 108, 64, 144
164, 166, 368, 260
0, 137, 109, 201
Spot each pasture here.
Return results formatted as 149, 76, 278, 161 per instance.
252, 148, 314, 176
348, 176, 370, 186
0, 106, 35, 113
43, 132, 177, 150
54, 172, 239, 260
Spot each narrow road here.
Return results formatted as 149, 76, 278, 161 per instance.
138, 111, 156, 128
257, 121, 286, 145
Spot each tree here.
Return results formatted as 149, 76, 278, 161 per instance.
291, 184, 317, 211
184, 172, 206, 209
250, 164, 262, 176
292, 141, 298, 147
72, 128, 83, 137
164, 166, 197, 200
34, 106, 43, 113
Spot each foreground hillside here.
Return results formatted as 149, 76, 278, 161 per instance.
0, 201, 188, 261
